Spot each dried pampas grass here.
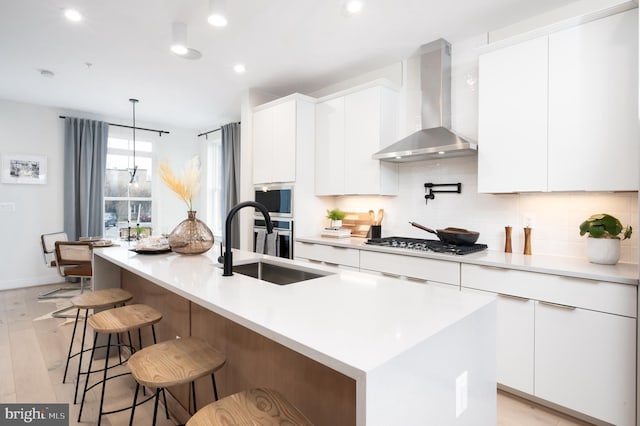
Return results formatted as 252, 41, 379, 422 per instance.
159, 156, 201, 211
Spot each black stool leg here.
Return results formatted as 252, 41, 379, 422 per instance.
96, 333, 112, 426
73, 308, 90, 404
152, 324, 157, 344
152, 387, 161, 426
129, 382, 140, 426
62, 307, 81, 383
78, 331, 99, 422
191, 381, 197, 413
211, 373, 219, 400
162, 388, 169, 419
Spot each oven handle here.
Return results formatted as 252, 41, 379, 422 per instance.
254, 226, 291, 236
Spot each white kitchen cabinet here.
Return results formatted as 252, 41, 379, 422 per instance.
461, 263, 637, 425
478, 36, 549, 193
359, 250, 459, 286
294, 241, 359, 270
253, 95, 314, 184
478, 10, 638, 193
535, 300, 636, 426
315, 82, 399, 195
547, 9, 638, 191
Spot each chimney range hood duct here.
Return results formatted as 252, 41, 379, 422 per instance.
373, 39, 477, 162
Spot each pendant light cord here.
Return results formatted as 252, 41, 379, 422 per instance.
129, 98, 139, 183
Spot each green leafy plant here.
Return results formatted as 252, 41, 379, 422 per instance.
326, 208, 346, 221
579, 213, 632, 239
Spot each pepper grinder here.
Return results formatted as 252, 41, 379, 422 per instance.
504, 226, 512, 253
523, 227, 532, 255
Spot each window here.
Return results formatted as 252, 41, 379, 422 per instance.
104, 136, 153, 239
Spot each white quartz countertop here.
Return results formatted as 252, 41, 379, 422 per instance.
296, 236, 639, 285
95, 246, 495, 379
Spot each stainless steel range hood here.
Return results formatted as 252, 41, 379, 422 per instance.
373, 39, 477, 162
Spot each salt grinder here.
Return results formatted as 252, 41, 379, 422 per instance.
504, 226, 512, 253
523, 227, 532, 255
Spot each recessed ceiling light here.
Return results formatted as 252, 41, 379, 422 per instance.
234, 64, 246, 74
208, 0, 228, 27
208, 14, 227, 27
345, 0, 363, 14
64, 9, 82, 22
438, 151, 446, 155
171, 45, 188, 55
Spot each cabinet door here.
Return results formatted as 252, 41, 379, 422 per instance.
478, 36, 548, 193
344, 87, 381, 195
253, 107, 273, 184
271, 100, 297, 183
315, 97, 345, 195
535, 301, 636, 426
463, 288, 534, 394
548, 10, 638, 191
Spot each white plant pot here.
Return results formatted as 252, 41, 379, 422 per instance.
331, 220, 342, 229
586, 237, 621, 265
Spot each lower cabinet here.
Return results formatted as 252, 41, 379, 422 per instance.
535, 301, 636, 426
461, 264, 637, 426
359, 250, 460, 287
294, 241, 359, 270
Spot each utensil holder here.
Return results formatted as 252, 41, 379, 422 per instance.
370, 225, 382, 239
504, 226, 512, 253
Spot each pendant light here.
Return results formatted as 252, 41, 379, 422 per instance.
171, 22, 188, 55
129, 98, 139, 184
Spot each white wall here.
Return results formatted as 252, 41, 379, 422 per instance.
303, 28, 639, 263
0, 98, 201, 290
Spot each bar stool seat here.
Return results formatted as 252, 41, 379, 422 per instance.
63, 288, 133, 404
78, 303, 163, 426
186, 388, 313, 426
128, 337, 226, 425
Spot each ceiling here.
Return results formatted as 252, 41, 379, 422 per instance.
0, 0, 578, 130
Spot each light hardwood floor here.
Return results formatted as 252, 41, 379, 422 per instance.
0, 283, 593, 425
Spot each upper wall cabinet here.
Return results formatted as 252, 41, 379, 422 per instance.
315, 83, 399, 196
478, 10, 638, 193
252, 95, 315, 185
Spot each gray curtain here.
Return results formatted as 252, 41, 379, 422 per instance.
63, 118, 109, 241
221, 122, 241, 248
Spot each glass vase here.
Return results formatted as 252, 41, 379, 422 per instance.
168, 211, 214, 255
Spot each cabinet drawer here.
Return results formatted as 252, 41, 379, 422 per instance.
360, 251, 460, 286
461, 264, 636, 317
294, 242, 359, 268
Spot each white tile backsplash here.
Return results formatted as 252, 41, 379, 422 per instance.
335, 155, 638, 263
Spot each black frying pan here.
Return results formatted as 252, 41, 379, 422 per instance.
409, 222, 480, 245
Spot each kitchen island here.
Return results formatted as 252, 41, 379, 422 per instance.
93, 245, 496, 426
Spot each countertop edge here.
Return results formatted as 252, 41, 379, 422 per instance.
295, 236, 639, 286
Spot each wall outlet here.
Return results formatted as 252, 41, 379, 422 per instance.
456, 371, 468, 418
522, 212, 536, 228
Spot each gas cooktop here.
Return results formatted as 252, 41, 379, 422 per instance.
366, 237, 488, 255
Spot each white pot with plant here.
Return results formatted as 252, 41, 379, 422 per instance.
579, 213, 632, 265
326, 208, 346, 230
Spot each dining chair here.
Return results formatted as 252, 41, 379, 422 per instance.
38, 232, 80, 299
49, 241, 94, 318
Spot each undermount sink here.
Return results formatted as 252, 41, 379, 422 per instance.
225, 259, 333, 285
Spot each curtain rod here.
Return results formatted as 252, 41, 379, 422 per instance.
197, 121, 241, 139
58, 115, 170, 136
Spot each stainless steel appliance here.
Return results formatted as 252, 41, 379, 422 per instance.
254, 185, 293, 218
253, 217, 293, 259
366, 237, 487, 255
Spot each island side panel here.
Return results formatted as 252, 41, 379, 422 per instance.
121, 269, 192, 414
190, 302, 357, 426
365, 301, 497, 426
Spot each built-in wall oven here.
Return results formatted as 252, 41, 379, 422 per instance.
253, 185, 294, 259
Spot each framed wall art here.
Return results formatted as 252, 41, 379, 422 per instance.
1, 154, 47, 184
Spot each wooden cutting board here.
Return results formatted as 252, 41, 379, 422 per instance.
341, 212, 372, 238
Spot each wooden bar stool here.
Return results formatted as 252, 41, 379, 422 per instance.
63, 288, 133, 404
186, 388, 313, 426
127, 337, 226, 426
78, 303, 162, 426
